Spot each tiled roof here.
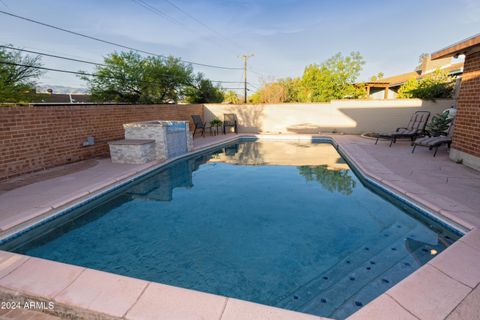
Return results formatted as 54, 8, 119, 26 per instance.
369, 62, 464, 87
432, 33, 480, 59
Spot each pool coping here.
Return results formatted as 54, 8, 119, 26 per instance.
0, 134, 478, 320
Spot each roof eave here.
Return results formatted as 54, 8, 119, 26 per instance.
431, 33, 480, 60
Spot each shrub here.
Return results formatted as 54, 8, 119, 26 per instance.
223, 90, 241, 104
397, 70, 454, 100
250, 52, 366, 103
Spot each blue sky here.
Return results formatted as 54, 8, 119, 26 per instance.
0, 0, 478, 92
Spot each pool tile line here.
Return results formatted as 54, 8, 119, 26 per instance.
333, 146, 467, 236
333, 139, 478, 232
0, 134, 477, 320
0, 135, 243, 245
0, 133, 467, 244
0, 137, 240, 239
242, 133, 466, 238
333, 141, 469, 235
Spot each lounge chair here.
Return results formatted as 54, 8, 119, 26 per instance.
191, 115, 208, 137
411, 121, 454, 157
223, 113, 238, 134
375, 111, 430, 147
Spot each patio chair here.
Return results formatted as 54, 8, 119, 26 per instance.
191, 115, 208, 137
411, 120, 454, 157
375, 111, 430, 147
223, 113, 238, 134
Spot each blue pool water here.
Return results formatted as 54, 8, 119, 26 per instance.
6, 140, 458, 319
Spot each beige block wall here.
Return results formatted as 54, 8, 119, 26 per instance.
204, 99, 454, 134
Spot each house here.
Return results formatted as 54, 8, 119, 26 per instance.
364, 55, 464, 99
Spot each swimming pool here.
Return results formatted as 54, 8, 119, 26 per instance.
2, 139, 459, 319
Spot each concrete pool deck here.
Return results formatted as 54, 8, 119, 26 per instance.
0, 133, 478, 319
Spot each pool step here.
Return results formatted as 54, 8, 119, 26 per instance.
329, 239, 444, 319
276, 221, 415, 309
276, 222, 442, 318
296, 225, 443, 319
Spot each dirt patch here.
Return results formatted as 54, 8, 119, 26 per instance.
0, 159, 99, 194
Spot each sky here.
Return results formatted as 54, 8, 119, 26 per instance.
0, 0, 479, 93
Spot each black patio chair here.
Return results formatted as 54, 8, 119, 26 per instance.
375, 111, 430, 147
412, 119, 455, 157
223, 113, 238, 134
191, 115, 207, 137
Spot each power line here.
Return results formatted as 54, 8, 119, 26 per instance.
0, 61, 246, 86
130, 0, 192, 31
0, 45, 242, 83
250, 69, 265, 77
0, 9, 243, 71
160, 0, 243, 52
0, 45, 106, 66
131, 0, 240, 57
0, 60, 96, 77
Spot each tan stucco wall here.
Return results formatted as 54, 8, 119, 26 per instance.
204, 99, 454, 134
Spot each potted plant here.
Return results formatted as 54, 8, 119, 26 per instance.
210, 119, 222, 127
209, 118, 223, 135
426, 111, 452, 137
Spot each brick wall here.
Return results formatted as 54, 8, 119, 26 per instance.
452, 51, 480, 157
0, 104, 204, 180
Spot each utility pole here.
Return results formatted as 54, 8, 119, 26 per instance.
240, 54, 254, 103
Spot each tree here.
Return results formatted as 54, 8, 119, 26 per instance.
397, 78, 419, 98
249, 77, 301, 104
223, 90, 241, 104
250, 81, 288, 104
298, 52, 365, 102
369, 72, 384, 82
397, 69, 454, 100
0, 47, 43, 103
279, 77, 301, 102
184, 73, 224, 103
297, 165, 356, 195
82, 51, 194, 103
